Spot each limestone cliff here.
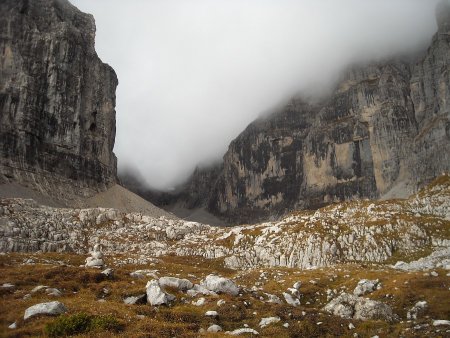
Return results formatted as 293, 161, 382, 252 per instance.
0, 0, 118, 202
176, 2, 450, 224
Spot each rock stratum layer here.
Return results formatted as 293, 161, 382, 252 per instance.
174, 3, 450, 224
0, 0, 118, 202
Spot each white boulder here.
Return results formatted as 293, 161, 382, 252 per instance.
227, 328, 259, 335
407, 301, 427, 320
353, 279, 380, 296
124, 294, 146, 305
187, 284, 218, 297
283, 292, 300, 307
324, 293, 397, 321
207, 324, 223, 332
264, 293, 282, 304
158, 276, 193, 291
146, 280, 175, 306
433, 320, 450, 326
259, 316, 280, 328
24, 301, 67, 320
201, 275, 239, 296
193, 297, 206, 306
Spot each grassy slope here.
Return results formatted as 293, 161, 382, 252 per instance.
0, 253, 449, 338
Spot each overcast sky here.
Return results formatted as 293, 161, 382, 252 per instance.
72, 0, 439, 190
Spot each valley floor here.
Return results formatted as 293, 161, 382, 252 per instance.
0, 252, 449, 337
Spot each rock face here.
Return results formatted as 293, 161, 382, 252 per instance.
175, 4, 450, 224
0, 0, 118, 203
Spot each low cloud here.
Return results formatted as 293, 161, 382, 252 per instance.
72, 0, 440, 190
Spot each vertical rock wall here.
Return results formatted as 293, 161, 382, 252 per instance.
180, 4, 450, 224
0, 0, 118, 202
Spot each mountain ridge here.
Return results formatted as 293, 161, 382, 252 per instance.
153, 3, 450, 224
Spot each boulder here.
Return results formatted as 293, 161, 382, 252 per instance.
259, 316, 281, 328
146, 280, 175, 306
353, 279, 381, 296
207, 324, 223, 332
201, 275, 239, 296
24, 301, 67, 320
158, 276, 193, 291
407, 301, 427, 320
354, 297, 396, 321
433, 320, 450, 326
46, 288, 62, 297
283, 292, 300, 307
1, 283, 15, 289
293, 281, 302, 290
227, 328, 259, 335
205, 310, 218, 317
85, 244, 105, 268
130, 270, 158, 279
193, 297, 206, 306
264, 293, 282, 304
187, 284, 218, 297
324, 293, 397, 322
85, 257, 104, 268
124, 294, 147, 305
31, 285, 48, 293
101, 268, 114, 277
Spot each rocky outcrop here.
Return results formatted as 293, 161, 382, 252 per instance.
175, 3, 450, 224
323, 293, 397, 322
0, 0, 118, 203
1, 175, 448, 270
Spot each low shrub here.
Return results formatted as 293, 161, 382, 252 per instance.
44, 312, 124, 337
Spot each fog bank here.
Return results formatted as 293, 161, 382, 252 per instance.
72, 0, 440, 190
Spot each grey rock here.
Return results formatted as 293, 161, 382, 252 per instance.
324, 293, 397, 322
433, 320, 450, 326
226, 328, 259, 335
283, 292, 300, 307
259, 316, 281, 328
85, 257, 104, 268
46, 288, 62, 297
101, 268, 114, 277
145, 280, 175, 306
158, 276, 193, 291
205, 310, 218, 317
192, 297, 206, 306
31, 285, 49, 293
264, 293, 283, 304
124, 294, 146, 305
201, 275, 239, 296
1, 283, 14, 289
24, 301, 67, 320
407, 301, 428, 320
0, 0, 118, 202
353, 279, 380, 296
207, 324, 223, 332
